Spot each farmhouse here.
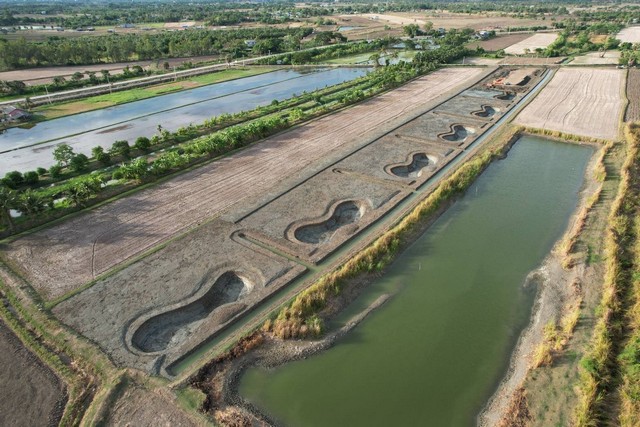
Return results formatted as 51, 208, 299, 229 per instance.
0, 105, 31, 123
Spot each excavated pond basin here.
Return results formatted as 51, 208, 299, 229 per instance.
132, 271, 251, 353
239, 136, 593, 426
294, 200, 366, 245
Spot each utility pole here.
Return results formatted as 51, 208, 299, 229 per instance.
44, 85, 52, 104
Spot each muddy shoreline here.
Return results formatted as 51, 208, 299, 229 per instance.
200, 295, 390, 426
478, 141, 603, 426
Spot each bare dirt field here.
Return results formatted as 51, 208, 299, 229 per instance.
0, 320, 66, 427
0, 55, 220, 85
359, 12, 552, 31
504, 33, 559, 55
515, 68, 625, 140
466, 33, 531, 52
616, 26, 640, 43
3, 67, 488, 300
570, 50, 620, 65
100, 385, 202, 426
625, 68, 640, 122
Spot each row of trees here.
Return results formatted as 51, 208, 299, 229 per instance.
0, 36, 472, 234
0, 26, 314, 70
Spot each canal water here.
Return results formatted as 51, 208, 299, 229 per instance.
0, 67, 367, 173
239, 136, 594, 426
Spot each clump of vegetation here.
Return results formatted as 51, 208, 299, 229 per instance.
532, 298, 583, 368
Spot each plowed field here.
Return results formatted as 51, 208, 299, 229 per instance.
504, 33, 558, 55
515, 68, 624, 140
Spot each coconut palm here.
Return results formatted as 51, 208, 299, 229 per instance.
0, 186, 16, 231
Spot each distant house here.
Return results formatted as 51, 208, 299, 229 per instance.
244, 39, 257, 48
0, 105, 31, 123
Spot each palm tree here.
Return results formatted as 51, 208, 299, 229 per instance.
0, 186, 16, 232
16, 190, 46, 217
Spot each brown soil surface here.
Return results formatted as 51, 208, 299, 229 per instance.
570, 50, 620, 65
467, 34, 531, 51
0, 55, 220, 86
616, 26, 640, 43
4, 67, 487, 300
626, 68, 640, 122
0, 320, 67, 427
504, 33, 558, 55
102, 385, 203, 426
515, 68, 625, 140
359, 12, 551, 31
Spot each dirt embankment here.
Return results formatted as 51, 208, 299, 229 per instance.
0, 319, 67, 427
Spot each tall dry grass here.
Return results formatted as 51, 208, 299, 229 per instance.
616, 123, 640, 426
574, 123, 639, 426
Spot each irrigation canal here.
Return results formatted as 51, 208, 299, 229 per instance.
0, 67, 368, 173
238, 135, 594, 426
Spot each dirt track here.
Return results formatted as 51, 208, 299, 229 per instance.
515, 68, 624, 140
0, 320, 66, 427
102, 386, 201, 426
4, 67, 487, 299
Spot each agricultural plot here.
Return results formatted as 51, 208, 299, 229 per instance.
504, 33, 559, 55
0, 55, 220, 86
42, 67, 544, 376
358, 12, 552, 31
466, 34, 531, 52
240, 168, 409, 263
625, 68, 640, 122
0, 321, 66, 427
99, 386, 199, 426
3, 67, 489, 300
514, 68, 625, 140
570, 50, 620, 65
53, 220, 304, 374
616, 26, 640, 43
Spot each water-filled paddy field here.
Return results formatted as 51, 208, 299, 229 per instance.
0, 67, 368, 173
239, 135, 593, 426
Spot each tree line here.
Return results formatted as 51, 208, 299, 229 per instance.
0, 26, 313, 70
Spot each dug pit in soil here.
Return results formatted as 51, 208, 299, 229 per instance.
294, 200, 367, 245
389, 153, 433, 178
440, 124, 476, 143
132, 271, 253, 353
473, 105, 499, 118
